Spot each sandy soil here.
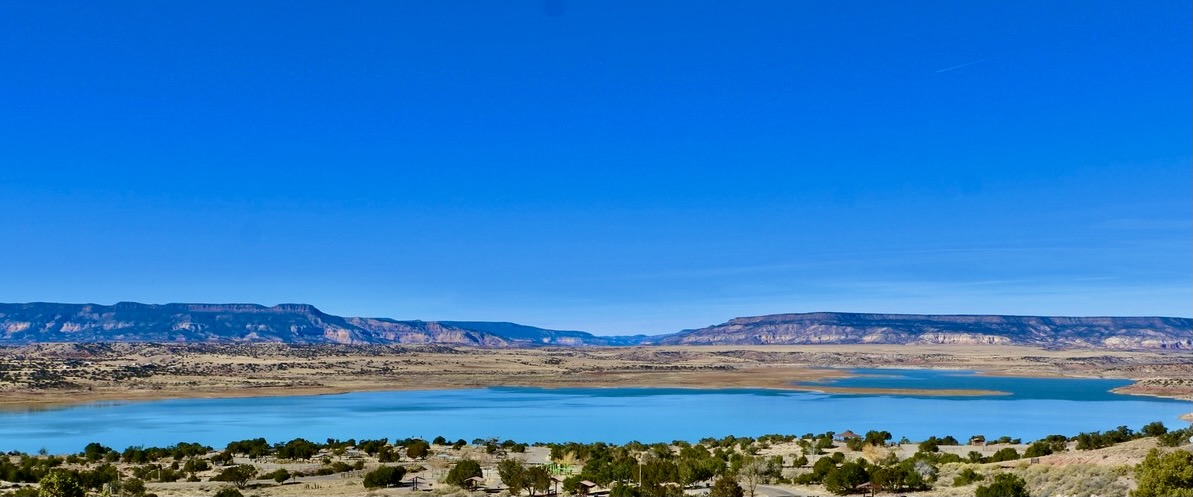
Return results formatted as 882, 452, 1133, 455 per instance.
1, 343, 1189, 411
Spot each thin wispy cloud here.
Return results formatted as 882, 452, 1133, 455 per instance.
936, 58, 987, 73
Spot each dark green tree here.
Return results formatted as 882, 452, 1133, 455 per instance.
211, 464, 257, 489
1024, 441, 1053, 458
362, 465, 407, 489
640, 459, 683, 497
709, 474, 744, 497
82, 443, 113, 462
276, 438, 318, 460
864, 431, 892, 446
678, 457, 720, 486
809, 457, 836, 482
869, 466, 906, 493
525, 465, 551, 496
445, 459, 483, 488
406, 439, 431, 459
562, 475, 584, 495
267, 468, 291, 484
498, 459, 527, 495
823, 462, 869, 495
988, 447, 1020, 462
225, 438, 271, 459
1141, 422, 1168, 438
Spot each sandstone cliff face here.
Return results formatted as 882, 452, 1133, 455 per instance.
649, 313, 1191, 349
344, 318, 514, 347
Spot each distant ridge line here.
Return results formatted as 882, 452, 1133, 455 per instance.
0, 302, 1188, 350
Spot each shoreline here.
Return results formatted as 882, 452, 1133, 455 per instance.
2, 343, 1189, 410
6, 368, 1183, 411
0, 380, 1010, 412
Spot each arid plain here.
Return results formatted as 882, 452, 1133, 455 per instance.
2, 343, 1189, 409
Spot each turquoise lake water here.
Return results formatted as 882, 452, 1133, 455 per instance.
1, 369, 1188, 453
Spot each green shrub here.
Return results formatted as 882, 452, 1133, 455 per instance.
1132, 449, 1193, 497
953, 467, 984, 486
1024, 441, 1053, 458
263, 468, 290, 483
975, 473, 1029, 497
988, 447, 1020, 462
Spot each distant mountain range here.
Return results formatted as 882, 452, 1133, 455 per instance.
0, 302, 1188, 350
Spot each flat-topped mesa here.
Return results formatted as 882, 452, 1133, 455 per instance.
129, 303, 324, 314
655, 312, 1192, 348
0, 303, 1188, 349
725, 312, 1184, 327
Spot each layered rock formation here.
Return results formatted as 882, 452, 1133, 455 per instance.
0, 303, 1188, 349
648, 312, 1191, 349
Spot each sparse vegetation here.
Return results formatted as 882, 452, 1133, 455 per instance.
0, 419, 1186, 497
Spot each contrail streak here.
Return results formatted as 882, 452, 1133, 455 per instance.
936, 58, 986, 73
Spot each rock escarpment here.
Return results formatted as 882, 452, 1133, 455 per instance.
0, 303, 1188, 350
648, 312, 1191, 349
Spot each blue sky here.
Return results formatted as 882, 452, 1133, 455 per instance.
1, 1, 1189, 334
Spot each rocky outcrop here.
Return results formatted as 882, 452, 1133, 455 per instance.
648, 313, 1191, 349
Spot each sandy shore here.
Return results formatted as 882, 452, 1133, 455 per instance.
1, 343, 1189, 409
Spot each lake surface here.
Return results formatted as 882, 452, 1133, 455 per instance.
797, 368, 1146, 400
2, 369, 1188, 453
